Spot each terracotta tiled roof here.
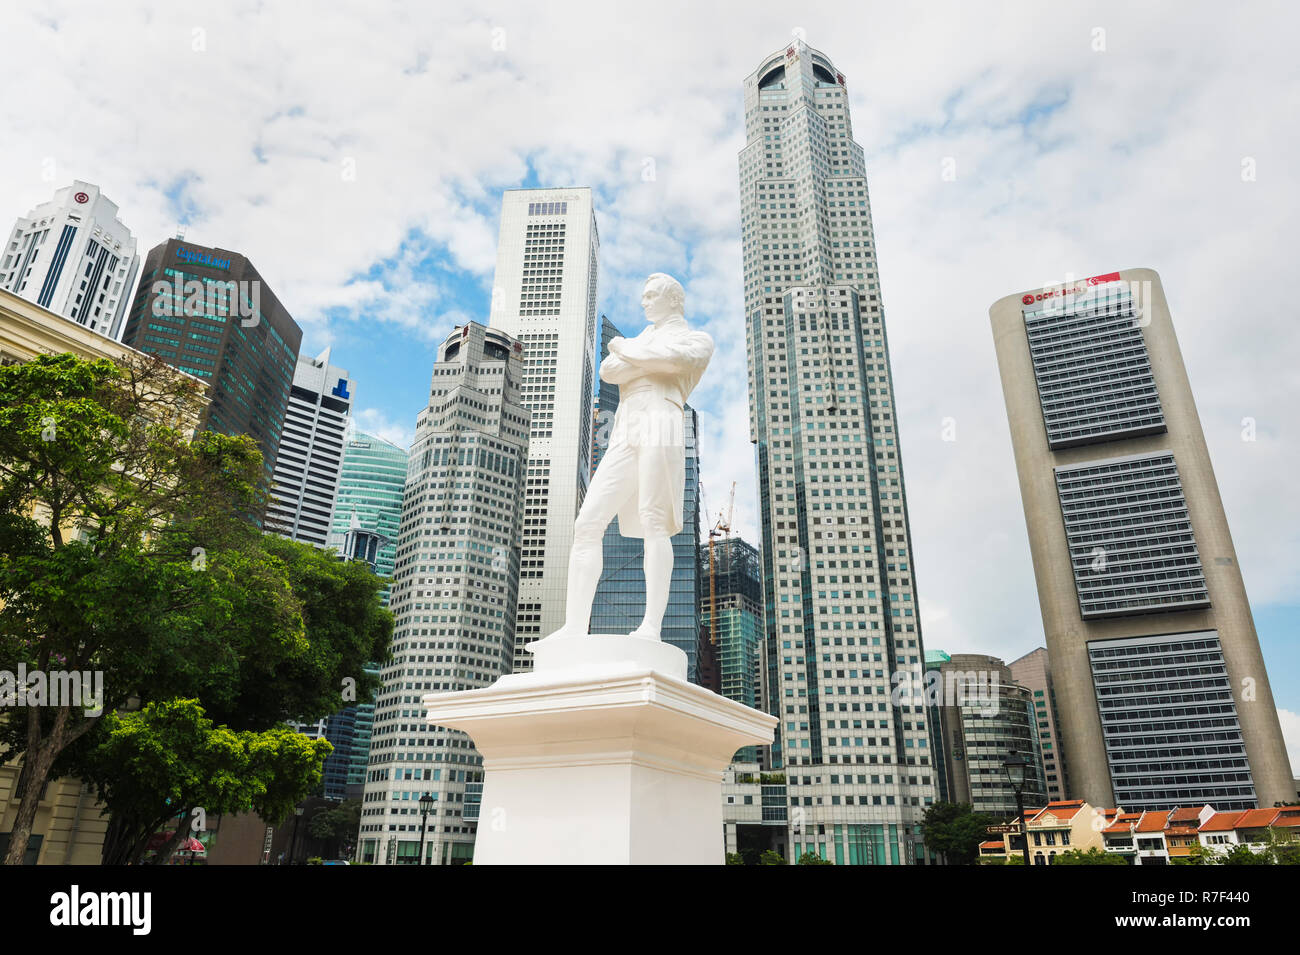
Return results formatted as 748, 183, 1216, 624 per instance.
1168, 807, 1202, 823
1233, 808, 1280, 829
1271, 809, 1300, 828
1136, 811, 1170, 833
1030, 800, 1086, 823
980, 840, 1005, 849
1200, 811, 1246, 832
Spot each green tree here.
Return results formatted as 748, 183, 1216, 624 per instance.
0, 354, 393, 865
725, 852, 744, 865
0, 354, 261, 865
797, 851, 833, 865
759, 849, 787, 865
308, 799, 364, 860
921, 801, 999, 865
1053, 846, 1129, 865
84, 699, 331, 865
1218, 843, 1270, 865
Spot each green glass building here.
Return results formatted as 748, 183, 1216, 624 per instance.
121, 238, 301, 480
324, 430, 408, 800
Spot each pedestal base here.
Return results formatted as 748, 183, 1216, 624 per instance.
422, 634, 776, 865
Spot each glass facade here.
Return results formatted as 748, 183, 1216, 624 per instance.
328, 430, 410, 584
590, 318, 704, 681
1088, 631, 1256, 811
1054, 452, 1210, 618
740, 41, 935, 861
121, 238, 302, 482
1022, 281, 1165, 449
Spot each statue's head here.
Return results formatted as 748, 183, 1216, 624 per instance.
641, 272, 685, 321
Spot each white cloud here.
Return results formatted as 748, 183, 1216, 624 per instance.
4, 1, 1297, 686
1278, 709, 1300, 783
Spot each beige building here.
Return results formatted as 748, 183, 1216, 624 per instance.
1008, 647, 1069, 801
0, 287, 206, 864
990, 268, 1293, 811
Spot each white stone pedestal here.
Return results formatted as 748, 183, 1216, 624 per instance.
421, 634, 777, 865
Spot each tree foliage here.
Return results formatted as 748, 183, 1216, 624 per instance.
921, 801, 999, 865
0, 353, 392, 865
86, 699, 331, 865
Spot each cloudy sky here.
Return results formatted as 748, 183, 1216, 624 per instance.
3, 1, 1296, 768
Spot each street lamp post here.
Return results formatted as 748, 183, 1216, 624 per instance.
288, 806, 305, 865
418, 794, 435, 866
1002, 751, 1031, 866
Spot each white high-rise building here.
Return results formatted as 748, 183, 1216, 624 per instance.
487, 187, 600, 671
360, 322, 529, 865
739, 41, 937, 864
267, 347, 353, 547
1, 181, 139, 340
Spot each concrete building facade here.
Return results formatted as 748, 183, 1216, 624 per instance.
267, 348, 353, 546
2, 181, 139, 341
486, 188, 599, 671
359, 322, 528, 865
927, 652, 1048, 818
990, 267, 1293, 811
1009, 646, 1070, 802
740, 40, 937, 863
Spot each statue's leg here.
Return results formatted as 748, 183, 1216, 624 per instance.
631, 536, 673, 641
550, 441, 637, 640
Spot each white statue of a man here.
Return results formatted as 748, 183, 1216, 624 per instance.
540, 272, 713, 644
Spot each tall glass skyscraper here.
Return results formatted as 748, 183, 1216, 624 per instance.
324, 431, 408, 799
327, 430, 409, 586
121, 238, 302, 481
740, 40, 936, 864
589, 317, 704, 681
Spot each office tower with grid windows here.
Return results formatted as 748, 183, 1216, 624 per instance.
990, 267, 1294, 811
121, 238, 302, 480
589, 317, 705, 680
740, 41, 937, 864
1009, 647, 1070, 802
486, 188, 599, 671
926, 652, 1048, 818
359, 322, 528, 865
2, 181, 139, 341
267, 348, 353, 546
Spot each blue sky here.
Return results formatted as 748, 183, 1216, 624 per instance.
2, 0, 1296, 767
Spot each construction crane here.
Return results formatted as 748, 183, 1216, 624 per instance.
707, 482, 736, 649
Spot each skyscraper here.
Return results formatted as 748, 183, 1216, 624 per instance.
739, 40, 937, 863
1009, 647, 1070, 802
589, 317, 704, 680
2, 181, 139, 340
702, 536, 764, 712
359, 322, 528, 865
926, 652, 1048, 818
324, 432, 409, 798
486, 188, 599, 670
121, 237, 302, 480
327, 430, 410, 590
990, 267, 1294, 810
267, 348, 353, 546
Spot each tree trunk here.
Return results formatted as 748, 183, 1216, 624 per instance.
1, 742, 56, 865
150, 812, 194, 865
